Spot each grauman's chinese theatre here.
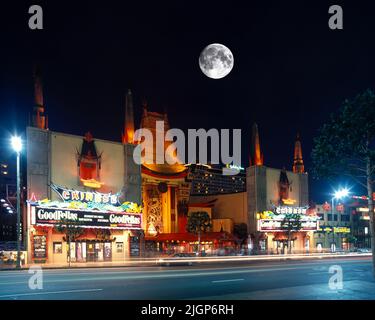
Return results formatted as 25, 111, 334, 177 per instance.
26, 72, 143, 264
125, 101, 234, 254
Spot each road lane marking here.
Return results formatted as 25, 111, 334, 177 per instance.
0, 267, 302, 286
0, 288, 103, 298
307, 272, 326, 275
212, 279, 244, 283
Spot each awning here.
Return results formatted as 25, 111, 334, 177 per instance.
144, 232, 234, 242
272, 234, 297, 241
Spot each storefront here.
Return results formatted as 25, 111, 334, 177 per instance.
26, 126, 144, 264
256, 206, 319, 254
144, 232, 235, 256
314, 225, 351, 252
27, 186, 142, 264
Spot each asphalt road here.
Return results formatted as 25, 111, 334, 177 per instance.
0, 256, 374, 300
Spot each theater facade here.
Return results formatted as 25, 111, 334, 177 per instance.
23, 69, 318, 261
26, 127, 142, 264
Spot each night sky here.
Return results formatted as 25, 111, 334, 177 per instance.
1, 1, 375, 202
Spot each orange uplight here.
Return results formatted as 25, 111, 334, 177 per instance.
282, 198, 296, 205
29, 192, 37, 202
80, 179, 103, 189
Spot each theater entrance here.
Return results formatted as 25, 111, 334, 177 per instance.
71, 241, 112, 262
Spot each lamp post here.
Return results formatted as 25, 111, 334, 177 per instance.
11, 136, 22, 269
331, 188, 349, 252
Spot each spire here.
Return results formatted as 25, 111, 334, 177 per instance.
293, 133, 305, 173
32, 65, 47, 129
249, 123, 263, 166
122, 89, 135, 144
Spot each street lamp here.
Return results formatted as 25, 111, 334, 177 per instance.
330, 188, 350, 252
11, 136, 22, 269
334, 188, 349, 200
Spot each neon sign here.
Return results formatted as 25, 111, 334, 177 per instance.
51, 184, 119, 205
258, 219, 318, 232
32, 206, 142, 229
275, 206, 307, 215
225, 164, 244, 171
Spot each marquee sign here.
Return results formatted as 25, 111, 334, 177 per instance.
51, 184, 120, 205
317, 226, 350, 233
258, 219, 319, 232
30, 206, 142, 230
257, 206, 320, 232
274, 206, 307, 215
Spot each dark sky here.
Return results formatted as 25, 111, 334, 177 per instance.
1, 0, 375, 202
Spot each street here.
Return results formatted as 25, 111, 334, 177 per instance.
0, 256, 374, 300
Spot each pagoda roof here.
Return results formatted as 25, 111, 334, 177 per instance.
142, 164, 188, 179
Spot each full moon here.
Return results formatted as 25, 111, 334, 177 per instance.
199, 43, 234, 79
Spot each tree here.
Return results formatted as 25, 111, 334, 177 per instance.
346, 234, 358, 250
311, 89, 375, 274
233, 223, 248, 252
54, 219, 84, 267
186, 211, 212, 256
94, 229, 111, 241
280, 213, 302, 254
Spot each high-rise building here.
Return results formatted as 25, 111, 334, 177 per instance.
0, 162, 17, 241
187, 164, 246, 196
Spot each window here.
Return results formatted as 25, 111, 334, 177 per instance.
341, 215, 350, 222
53, 242, 62, 254
333, 214, 338, 221
116, 242, 124, 253
327, 214, 333, 221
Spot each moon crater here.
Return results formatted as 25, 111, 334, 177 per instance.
199, 43, 234, 79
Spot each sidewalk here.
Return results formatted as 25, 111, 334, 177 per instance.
0, 258, 160, 270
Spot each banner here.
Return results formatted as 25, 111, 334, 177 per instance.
258, 219, 318, 232
51, 184, 120, 205
31, 206, 142, 229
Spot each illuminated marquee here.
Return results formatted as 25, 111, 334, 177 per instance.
51, 184, 119, 205
31, 206, 142, 229
275, 206, 307, 215
258, 219, 318, 232
257, 206, 320, 232
318, 226, 350, 233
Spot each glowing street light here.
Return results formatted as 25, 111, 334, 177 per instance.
330, 187, 350, 253
334, 188, 349, 200
11, 136, 22, 153
11, 135, 22, 269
